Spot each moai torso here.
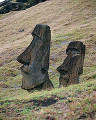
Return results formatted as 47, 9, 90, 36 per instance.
57, 41, 85, 87
17, 24, 53, 90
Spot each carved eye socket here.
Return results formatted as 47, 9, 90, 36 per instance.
66, 49, 80, 55
59, 70, 67, 74
72, 50, 80, 54
36, 26, 40, 34
41, 68, 47, 74
66, 50, 71, 55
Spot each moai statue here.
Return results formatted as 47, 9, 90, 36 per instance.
57, 41, 85, 87
17, 24, 54, 90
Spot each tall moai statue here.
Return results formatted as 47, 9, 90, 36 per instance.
17, 24, 54, 90
57, 41, 85, 87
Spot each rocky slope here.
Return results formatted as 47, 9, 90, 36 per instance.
0, 0, 47, 14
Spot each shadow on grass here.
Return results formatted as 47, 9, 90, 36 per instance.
0, 96, 58, 108
22, 97, 58, 107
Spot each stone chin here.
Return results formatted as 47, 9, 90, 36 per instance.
21, 70, 48, 90
21, 63, 49, 90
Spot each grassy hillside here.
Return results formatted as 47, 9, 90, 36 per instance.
0, 0, 96, 119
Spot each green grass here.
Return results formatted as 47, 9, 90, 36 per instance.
0, 79, 96, 119
67, 96, 96, 119
21, 109, 32, 115
0, 79, 95, 102
0, 31, 96, 100
53, 29, 89, 42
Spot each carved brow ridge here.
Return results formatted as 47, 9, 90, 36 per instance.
32, 32, 43, 40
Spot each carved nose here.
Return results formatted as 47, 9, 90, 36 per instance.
57, 52, 73, 74
57, 68, 68, 75
17, 44, 31, 65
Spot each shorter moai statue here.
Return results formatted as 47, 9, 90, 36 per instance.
17, 24, 54, 90
57, 41, 85, 87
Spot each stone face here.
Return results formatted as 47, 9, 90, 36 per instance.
17, 24, 53, 90
57, 41, 85, 87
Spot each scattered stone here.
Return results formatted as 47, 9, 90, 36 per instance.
45, 116, 56, 120
57, 41, 85, 87
18, 28, 24, 32
17, 24, 54, 90
78, 114, 87, 119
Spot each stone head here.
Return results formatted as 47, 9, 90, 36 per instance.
17, 24, 53, 90
17, 24, 51, 66
32, 24, 51, 41
57, 41, 85, 87
66, 41, 85, 56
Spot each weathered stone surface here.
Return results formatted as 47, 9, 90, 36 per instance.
57, 41, 85, 87
17, 24, 53, 90
0, 0, 47, 14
